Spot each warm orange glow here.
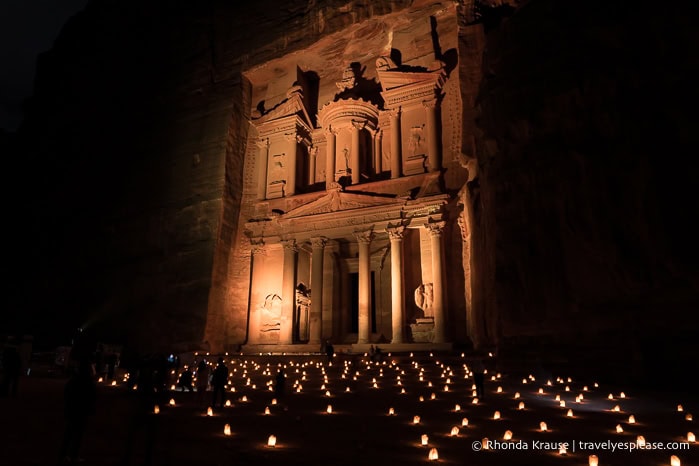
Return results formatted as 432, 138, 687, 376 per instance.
207, 407, 213, 416
559, 444, 567, 455
671, 455, 681, 466
462, 417, 469, 426
472, 397, 479, 404
264, 406, 271, 415
566, 409, 574, 417
588, 454, 598, 466
267, 435, 277, 447
687, 432, 695, 443
539, 421, 547, 432
450, 426, 459, 436
482, 438, 489, 450
326, 404, 333, 414
612, 405, 620, 412
678, 404, 684, 412
497, 386, 503, 393
428, 448, 439, 461
493, 410, 501, 420
388, 407, 395, 415
503, 430, 512, 440
169, 398, 176, 406
153, 405, 160, 414
454, 404, 461, 412
518, 401, 525, 410
628, 415, 636, 424
413, 415, 421, 424
421, 434, 428, 445
686, 414, 693, 421
616, 424, 624, 433
636, 435, 645, 447
224, 424, 231, 436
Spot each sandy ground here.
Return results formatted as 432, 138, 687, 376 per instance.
1, 352, 697, 466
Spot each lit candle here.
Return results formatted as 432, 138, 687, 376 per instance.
224, 423, 231, 436
267, 435, 277, 447
421, 434, 428, 446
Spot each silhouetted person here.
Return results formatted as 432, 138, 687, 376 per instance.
472, 356, 486, 399
195, 360, 209, 406
1, 343, 21, 397
121, 356, 160, 466
59, 360, 97, 465
274, 369, 286, 401
325, 341, 334, 363
211, 357, 228, 409
106, 353, 118, 380
178, 366, 193, 392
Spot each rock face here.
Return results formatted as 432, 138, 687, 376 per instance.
8, 0, 698, 383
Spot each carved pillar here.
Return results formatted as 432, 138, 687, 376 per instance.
309, 237, 327, 345
284, 133, 298, 196
387, 226, 406, 344
389, 109, 402, 179
257, 138, 270, 200
424, 100, 440, 172
280, 239, 298, 345
325, 127, 336, 189
374, 129, 383, 176
350, 121, 362, 185
248, 241, 265, 344
425, 222, 446, 343
308, 145, 317, 185
355, 230, 374, 344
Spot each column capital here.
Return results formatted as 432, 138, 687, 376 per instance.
388, 107, 402, 119
424, 221, 446, 237
256, 137, 270, 148
324, 125, 337, 136
351, 119, 367, 131
250, 238, 266, 256
386, 225, 406, 241
422, 99, 438, 109
280, 238, 298, 251
309, 145, 319, 157
354, 230, 375, 244
310, 236, 328, 249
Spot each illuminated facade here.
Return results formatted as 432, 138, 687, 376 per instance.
206, 2, 483, 350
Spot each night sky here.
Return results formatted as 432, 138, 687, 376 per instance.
0, 0, 88, 131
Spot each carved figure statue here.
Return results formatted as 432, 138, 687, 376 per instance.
414, 283, 434, 318
260, 294, 283, 330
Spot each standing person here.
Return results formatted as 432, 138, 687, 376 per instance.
471, 356, 486, 399
210, 357, 229, 410
121, 355, 159, 466
325, 340, 334, 363
59, 359, 97, 465
274, 368, 286, 403
1, 343, 22, 397
178, 365, 193, 392
195, 360, 209, 406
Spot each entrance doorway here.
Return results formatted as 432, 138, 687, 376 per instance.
349, 272, 376, 334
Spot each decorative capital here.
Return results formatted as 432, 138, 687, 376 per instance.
310, 236, 328, 249
280, 238, 298, 252
324, 125, 336, 137
354, 230, 375, 244
249, 237, 266, 255
256, 137, 270, 149
351, 119, 367, 131
386, 225, 405, 241
424, 221, 446, 237
388, 107, 402, 119
422, 99, 438, 110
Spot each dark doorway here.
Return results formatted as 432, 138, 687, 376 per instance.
349, 272, 376, 334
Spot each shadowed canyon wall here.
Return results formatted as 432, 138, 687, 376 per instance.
5, 0, 697, 384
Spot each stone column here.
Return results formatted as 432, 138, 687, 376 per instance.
424, 100, 440, 172
308, 145, 317, 185
426, 222, 446, 343
284, 134, 298, 196
257, 138, 270, 200
387, 226, 406, 344
309, 236, 327, 345
325, 127, 336, 188
355, 230, 374, 344
374, 129, 383, 176
350, 121, 362, 185
280, 239, 298, 345
248, 241, 266, 344
389, 109, 402, 179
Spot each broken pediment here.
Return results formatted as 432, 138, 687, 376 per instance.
252, 85, 314, 130
282, 190, 403, 219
